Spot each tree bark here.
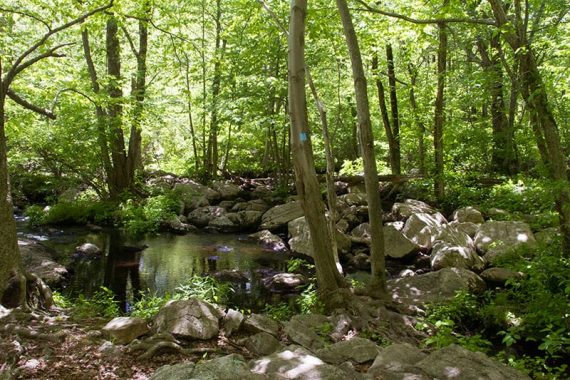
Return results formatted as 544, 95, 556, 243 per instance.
288, 0, 345, 298
433, 17, 447, 203
408, 63, 426, 174
386, 44, 401, 174
336, 0, 387, 298
371, 54, 396, 172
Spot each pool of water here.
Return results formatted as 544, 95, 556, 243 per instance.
16, 217, 292, 311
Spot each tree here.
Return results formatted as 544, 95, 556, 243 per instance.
288, 0, 345, 301
336, 0, 387, 298
0, 0, 112, 305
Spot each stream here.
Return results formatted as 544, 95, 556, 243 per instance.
16, 217, 292, 312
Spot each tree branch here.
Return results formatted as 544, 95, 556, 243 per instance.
353, 0, 496, 26
6, 89, 56, 119
5, 0, 114, 86
120, 25, 139, 57
13, 43, 74, 78
0, 7, 51, 30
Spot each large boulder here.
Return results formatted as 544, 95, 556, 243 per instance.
243, 314, 280, 337
262, 273, 306, 293
315, 337, 380, 364
250, 345, 361, 380
231, 199, 270, 213
384, 224, 420, 259
452, 206, 485, 224
402, 212, 445, 250
222, 309, 244, 337
387, 267, 486, 306
248, 230, 287, 252
430, 242, 485, 271
480, 267, 523, 286
368, 343, 427, 378
288, 216, 351, 258
337, 192, 368, 207
244, 332, 284, 356
153, 299, 222, 340
228, 211, 264, 229
474, 221, 536, 262
212, 181, 242, 200
391, 199, 436, 221
102, 317, 149, 345
173, 181, 220, 214
188, 206, 226, 227
19, 239, 68, 286
192, 354, 263, 380
283, 315, 329, 351
449, 221, 480, 238
415, 344, 530, 380
260, 201, 304, 230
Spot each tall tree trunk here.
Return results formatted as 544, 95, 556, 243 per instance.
434, 17, 447, 203
288, 0, 345, 299
408, 63, 426, 174
336, 0, 387, 298
371, 54, 396, 172
386, 44, 401, 174
488, 0, 570, 253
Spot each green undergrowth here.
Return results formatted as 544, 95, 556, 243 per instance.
417, 240, 570, 378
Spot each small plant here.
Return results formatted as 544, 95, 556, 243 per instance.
25, 204, 45, 227
72, 286, 121, 319
51, 290, 72, 309
264, 302, 294, 321
130, 292, 170, 320
287, 258, 314, 273
297, 283, 325, 315
119, 194, 179, 235
174, 275, 234, 304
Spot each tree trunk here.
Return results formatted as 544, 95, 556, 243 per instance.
371, 54, 396, 172
336, 0, 387, 298
288, 0, 345, 298
408, 63, 426, 174
434, 18, 447, 203
386, 44, 401, 175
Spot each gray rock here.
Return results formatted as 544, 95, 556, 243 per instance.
150, 363, 196, 380
368, 343, 427, 378
289, 216, 351, 258
260, 201, 304, 230
98, 341, 121, 358
75, 242, 102, 256
430, 242, 485, 271
416, 344, 530, 380
234, 210, 264, 229
223, 309, 244, 337
188, 206, 226, 227
486, 207, 510, 219
351, 223, 371, 239
387, 267, 486, 306
338, 192, 368, 207
250, 345, 362, 379
212, 181, 242, 200
244, 332, 284, 356
243, 314, 280, 337
403, 212, 444, 250
452, 207, 485, 224
102, 317, 149, 345
449, 221, 480, 238
391, 199, 436, 221
384, 224, 420, 259
534, 227, 562, 244
19, 239, 68, 286
213, 269, 249, 283
263, 273, 306, 292
329, 314, 352, 342
209, 215, 237, 231
173, 181, 220, 213
316, 337, 380, 364
248, 230, 287, 252
232, 199, 270, 213
283, 318, 327, 351
153, 299, 222, 340
192, 354, 264, 380
474, 221, 536, 262
480, 267, 523, 286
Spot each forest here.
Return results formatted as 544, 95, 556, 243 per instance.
0, 0, 569, 379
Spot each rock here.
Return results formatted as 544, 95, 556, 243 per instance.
153, 299, 222, 340
173, 181, 220, 213
262, 273, 306, 293
387, 267, 486, 306
435, 224, 474, 247
98, 341, 121, 358
102, 317, 149, 345
480, 267, 523, 286
219, 200, 238, 210
534, 227, 562, 244
474, 221, 536, 262
212, 180, 242, 200
486, 207, 510, 219
351, 223, 371, 239
248, 230, 287, 252
316, 337, 380, 364
430, 242, 485, 271
449, 221, 480, 238
232, 199, 270, 213
223, 309, 244, 337
250, 345, 362, 380
368, 343, 427, 376
329, 314, 353, 342
165, 216, 197, 234
209, 214, 238, 232
243, 314, 280, 337
244, 332, 284, 356
402, 212, 444, 250
188, 206, 226, 227
230, 211, 264, 229
260, 201, 304, 230
384, 224, 420, 259
349, 252, 370, 270
452, 206, 485, 224
19, 239, 68, 286
289, 216, 351, 257
75, 242, 102, 257
213, 269, 249, 283
150, 363, 196, 380
391, 199, 436, 221
415, 344, 530, 380
192, 354, 263, 380
283, 318, 327, 351
338, 192, 368, 207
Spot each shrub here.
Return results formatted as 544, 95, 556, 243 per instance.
130, 292, 170, 320
119, 194, 179, 235
71, 286, 121, 319
174, 275, 234, 304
